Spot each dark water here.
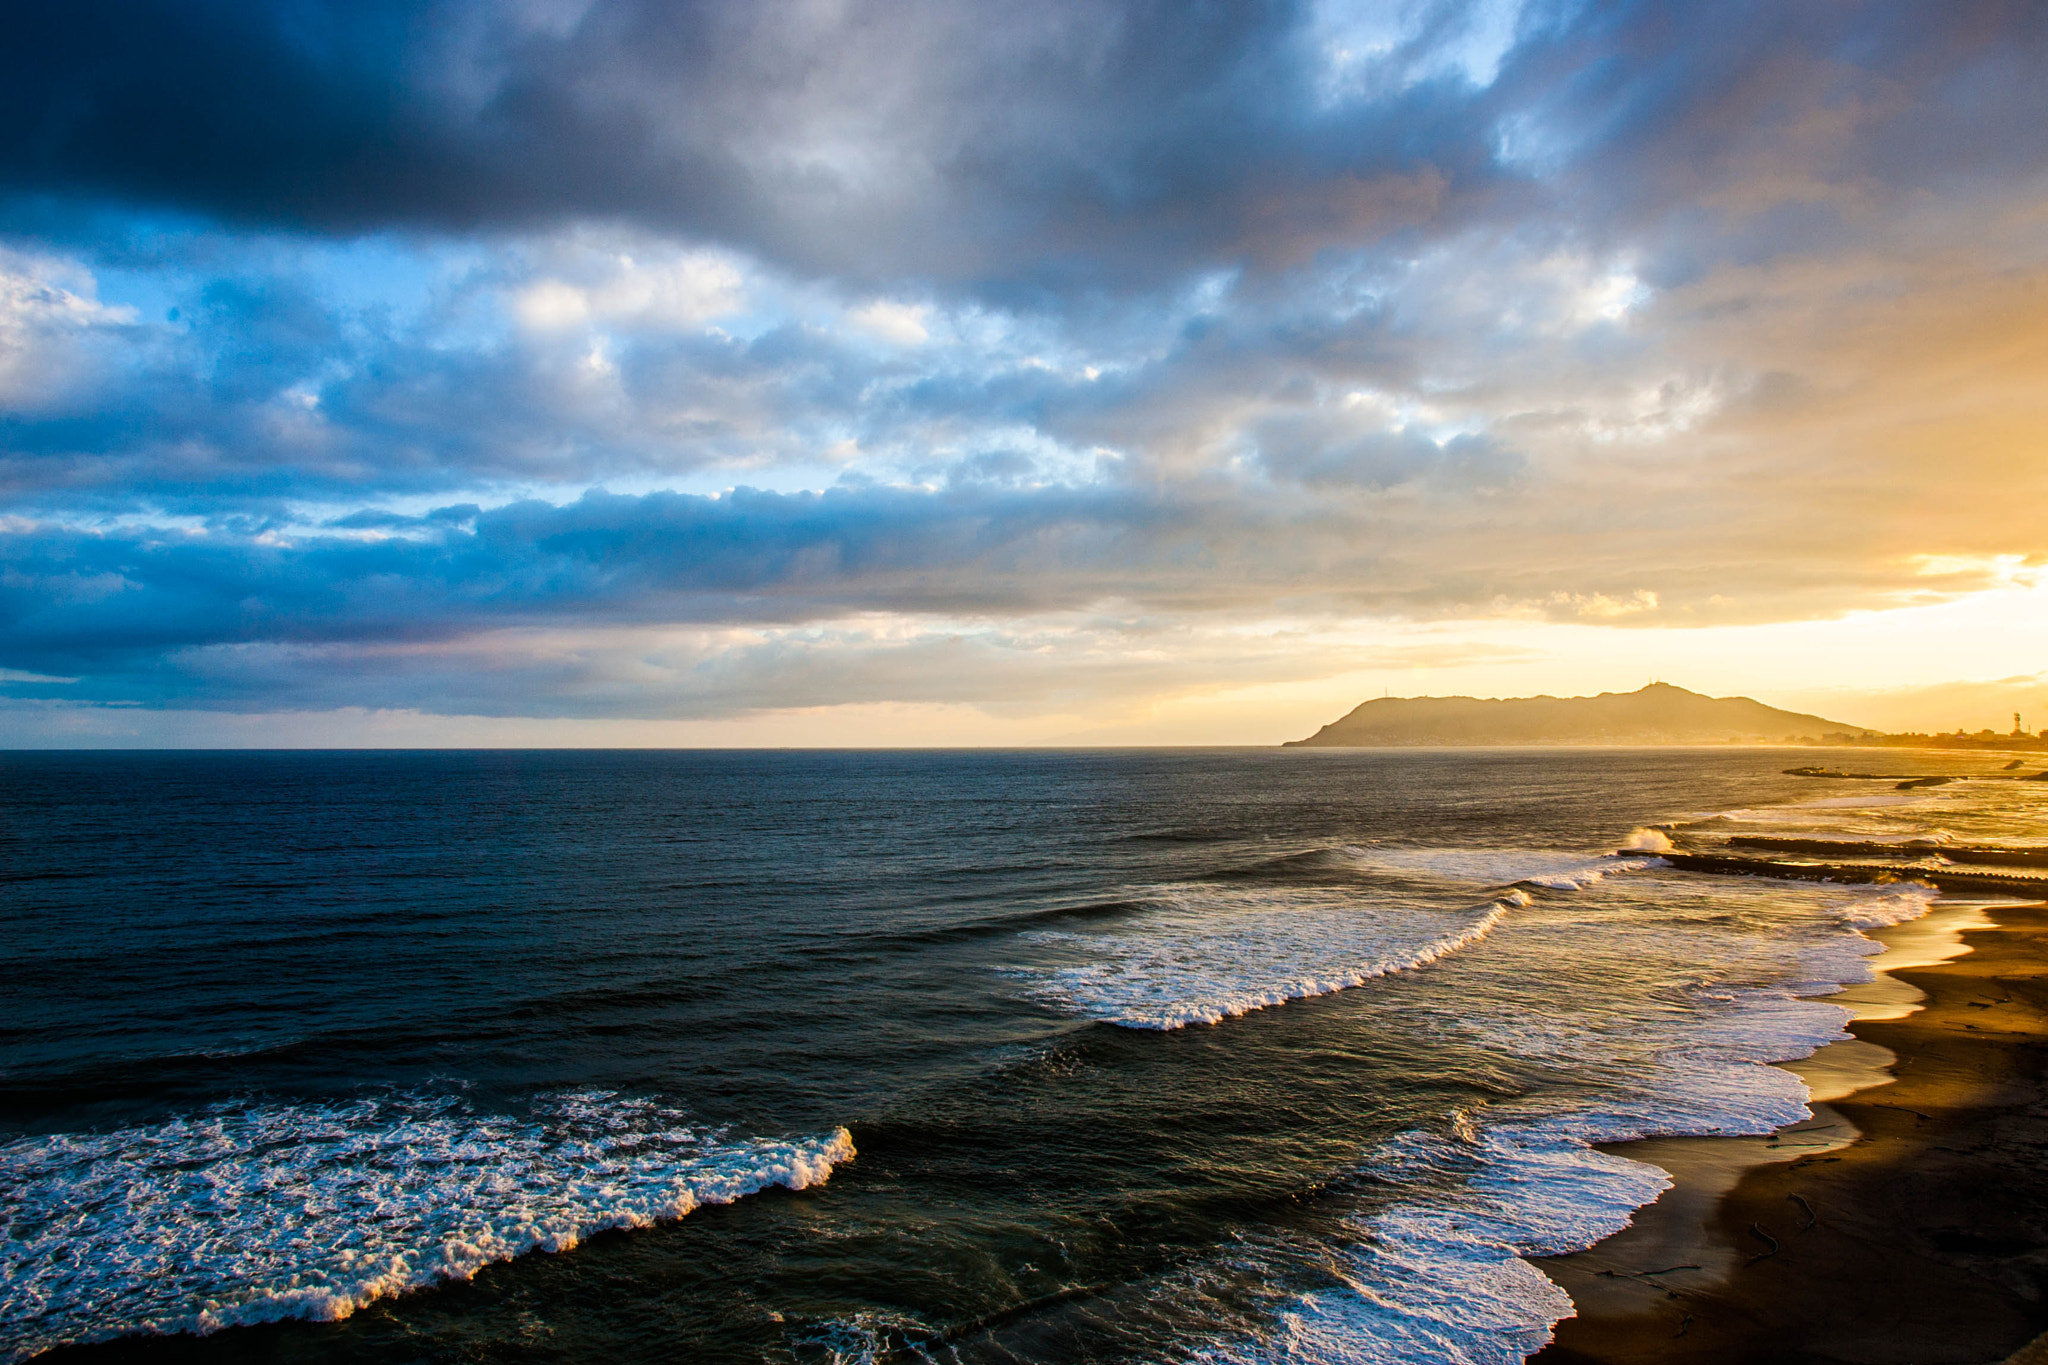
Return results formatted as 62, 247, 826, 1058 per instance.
2, 749, 2034, 1364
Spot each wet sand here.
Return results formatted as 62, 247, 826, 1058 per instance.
1533, 898, 2048, 1365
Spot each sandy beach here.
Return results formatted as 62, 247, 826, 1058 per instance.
1534, 896, 2048, 1365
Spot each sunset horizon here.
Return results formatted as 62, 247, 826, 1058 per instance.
6, 6, 2048, 1365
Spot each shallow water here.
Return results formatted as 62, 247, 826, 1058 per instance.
3, 747, 2041, 1363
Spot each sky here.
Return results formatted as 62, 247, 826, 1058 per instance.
1, 0, 2045, 747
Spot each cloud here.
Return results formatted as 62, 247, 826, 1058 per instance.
0, 584, 1549, 724
2, 2, 2046, 730
847, 300, 931, 346
0, 247, 141, 411
511, 242, 745, 331
1545, 589, 1658, 619
5, 2, 2043, 298
0, 0, 1456, 290
1252, 414, 1514, 490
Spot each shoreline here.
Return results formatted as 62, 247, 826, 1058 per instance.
1532, 896, 2048, 1364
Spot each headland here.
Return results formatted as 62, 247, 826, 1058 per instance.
1287, 682, 2047, 751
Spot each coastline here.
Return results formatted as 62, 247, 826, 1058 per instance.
1532, 896, 2048, 1364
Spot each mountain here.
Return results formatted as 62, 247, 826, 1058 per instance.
1283, 683, 1873, 747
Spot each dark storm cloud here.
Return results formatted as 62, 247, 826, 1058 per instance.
0, 0, 1440, 290
1486, 0, 2048, 280
8, 1, 2046, 296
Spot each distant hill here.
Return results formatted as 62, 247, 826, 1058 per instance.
1284, 683, 1873, 747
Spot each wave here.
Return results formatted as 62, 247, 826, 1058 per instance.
1013, 886, 1526, 1031
1204, 978, 1872, 1364
1514, 856, 1661, 892
1175, 840, 1948, 1362
1101, 785, 1967, 1360
1829, 884, 1939, 930
0, 1090, 853, 1363
1006, 844, 1669, 1032
1209, 1121, 1666, 1365
1323, 847, 1662, 894
1227, 845, 1658, 892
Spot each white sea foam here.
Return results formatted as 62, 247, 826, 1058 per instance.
1174, 790, 1982, 1363
1304, 884, 1935, 1362
1758, 885, 1941, 1006
1181, 846, 1948, 1364
1016, 885, 1522, 1030
788, 1310, 937, 1365
1517, 857, 1660, 892
1338, 847, 1658, 893
0, 1091, 854, 1363
1829, 884, 1939, 930
1207, 986, 1846, 1365
1210, 1122, 1666, 1365
1012, 844, 1665, 1031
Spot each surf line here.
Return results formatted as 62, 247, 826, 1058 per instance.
1529, 889, 1995, 1315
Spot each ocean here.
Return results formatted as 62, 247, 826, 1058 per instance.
3, 747, 2040, 1364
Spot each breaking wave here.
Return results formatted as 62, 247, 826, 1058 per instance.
1325, 847, 1661, 893
1015, 885, 1527, 1030
0, 1090, 854, 1362
1829, 884, 1940, 931
1197, 892, 1920, 1365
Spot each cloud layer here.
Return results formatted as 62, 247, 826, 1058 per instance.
3, 0, 2046, 734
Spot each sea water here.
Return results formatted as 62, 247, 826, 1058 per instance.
2, 748, 2041, 1363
